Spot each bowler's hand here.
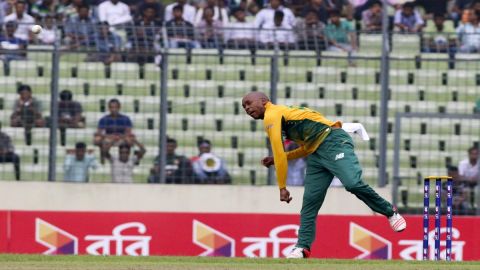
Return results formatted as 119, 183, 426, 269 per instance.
261, 156, 274, 168
280, 188, 292, 203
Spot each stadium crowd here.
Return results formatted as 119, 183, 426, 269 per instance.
0, 0, 479, 62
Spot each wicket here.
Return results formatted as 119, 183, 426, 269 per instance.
423, 176, 453, 261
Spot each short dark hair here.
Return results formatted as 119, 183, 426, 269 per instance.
403, 2, 415, 9
142, 3, 157, 12
447, 165, 458, 172
15, 0, 26, 6
433, 13, 445, 20
231, 8, 244, 16
370, 0, 382, 7
468, 146, 478, 153
274, 10, 284, 20
17, 84, 31, 93
60, 90, 73, 101
173, 4, 183, 12
198, 139, 211, 147
167, 138, 177, 144
119, 143, 131, 151
5, 21, 17, 28
108, 98, 121, 106
75, 142, 86, 149
329, 9, 341, 17
78, 4, 90, 10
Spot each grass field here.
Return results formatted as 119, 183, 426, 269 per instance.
1, 255, 480, 270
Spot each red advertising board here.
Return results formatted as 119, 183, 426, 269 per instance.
0, 211, 7, 252
1, 210, 479, 261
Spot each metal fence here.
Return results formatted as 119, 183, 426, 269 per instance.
0, 24, 479, 213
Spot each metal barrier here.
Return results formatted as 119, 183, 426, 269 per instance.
0, 24, 478, 215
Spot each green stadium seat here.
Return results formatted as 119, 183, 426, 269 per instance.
391, 34, 420, 58
358, 34, 382, 57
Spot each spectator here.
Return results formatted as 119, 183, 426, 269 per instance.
135, 2, 162, 26
458, 146, 479, 183
415, 0, 448, 20
0, 0, 16, 24
424, 13, 456, 53
104, 141, 146, 183
165, 5, 200, 49
148, 137, 194, 184
0, 128, 20, 180
258, 10, 295, 49
10, 84, 44, 128
254, 0, 296, 30
130, 3, 162, 62
394, 2, 424, 33
456, 10, 480, 53
285, 140, 306, 186
444, 165, 472, 215
302, 0, 329, 24
63, 142, 97, 182
322, 0, 353, 20
87, 22, 122, 64
196, 7, 223, 48
225, 8, 255, 49
97, 0, 133, 26
30, 0, 56, 20
36, 14, 56, 44
191, 139, 231, 184
4, 0, 35, 41
361, 0, 382, 32
0, 21, 27, 66
136, 0, 164, 21
94, 99, 135, 163
55, 0, 71, 21
65, 4, 96, 49
195, 0, 229, 26
58, 89, 85, 129
325, 10, 357, 53
452, 0, 475, 25
297, 10, 325, 51
164, 0, 196, 24
62, 0, 88, 20
247, 1, 260, 16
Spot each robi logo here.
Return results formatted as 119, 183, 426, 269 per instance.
35, 218, 78, 255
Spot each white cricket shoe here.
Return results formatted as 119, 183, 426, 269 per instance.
389, 210, 407, 232
286, 247, 311, 259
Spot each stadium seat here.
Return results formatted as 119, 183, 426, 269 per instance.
391, 34, 420, 58
358, 34, 382, 57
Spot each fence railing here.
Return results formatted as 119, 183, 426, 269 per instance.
0, 25, 479, 214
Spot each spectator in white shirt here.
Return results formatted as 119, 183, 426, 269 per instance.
196, 7, 223, 48
97, 0, 133, 26
64, 142, 97, 182
458, 146, 479, 183
393, 2, 424, 33
225, 8, 255, 49
164, 0, 197, 24
456, 10, 480, 53
259, 10, 295, 48
104, 141, 146, 184
37, 15, 56, 44
4, 0, 35, 41
194, 0, 229, 26
254, 0, 296, 30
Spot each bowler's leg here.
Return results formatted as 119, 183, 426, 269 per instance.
297, 156, 334, 250
322, 130, 394, 217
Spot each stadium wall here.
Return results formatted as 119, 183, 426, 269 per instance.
0, 182, 391, 215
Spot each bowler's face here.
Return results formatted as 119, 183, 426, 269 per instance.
242, 96, 266, 120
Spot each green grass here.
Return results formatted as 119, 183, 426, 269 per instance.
0, 255, 479, 270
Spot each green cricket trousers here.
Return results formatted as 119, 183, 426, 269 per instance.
297, 128, 394, 250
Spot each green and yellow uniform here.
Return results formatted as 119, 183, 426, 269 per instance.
263, 102, 394, 250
